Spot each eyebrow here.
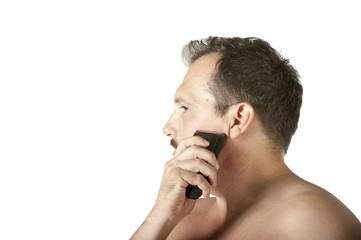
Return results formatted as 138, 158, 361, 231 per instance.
174, 97, 186, 104
174, 95, 195, 105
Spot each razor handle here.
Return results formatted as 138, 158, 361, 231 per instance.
185, 131, 226, 199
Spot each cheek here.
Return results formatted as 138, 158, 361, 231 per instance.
193, 112, 224, 133
178, 110, 224, 139
177, 113, 205, 139
179, 118, 199, 138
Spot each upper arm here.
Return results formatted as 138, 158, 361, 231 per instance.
275, 192, 361, 240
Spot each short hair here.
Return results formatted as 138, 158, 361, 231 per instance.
182, 37, 303, 153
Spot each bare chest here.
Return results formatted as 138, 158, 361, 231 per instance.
171, 207, 276, 240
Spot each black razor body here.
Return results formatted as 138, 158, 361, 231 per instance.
185, 131, 227, 199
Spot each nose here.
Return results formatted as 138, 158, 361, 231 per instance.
163, 115, 176, 138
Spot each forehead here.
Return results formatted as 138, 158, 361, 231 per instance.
174, 53, 219, 103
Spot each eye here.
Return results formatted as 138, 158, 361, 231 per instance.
180, 106, 189, 112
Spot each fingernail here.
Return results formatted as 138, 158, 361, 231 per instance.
216, 162, 220, 170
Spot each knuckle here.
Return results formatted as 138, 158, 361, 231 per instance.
194, 135, 205, 143
168, 167, 181, 178
164, 160, 179, 176
194, 174, 204, 183
210, 151, 217, 160
206, 169, 214, 178
194, 158, 203, 166
180, 137, 192, 147
211, 169, 217, 178
199, 148, 214, 160
187, 145, 197, 153
206, 150, 216, 161
164, 160, 173, 170
199, 182, 210, 191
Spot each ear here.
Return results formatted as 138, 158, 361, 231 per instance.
228, 102, 255, 139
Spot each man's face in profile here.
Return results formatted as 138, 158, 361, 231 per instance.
163, 53, 226, 148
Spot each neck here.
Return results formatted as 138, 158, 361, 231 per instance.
213, 140, 292, 219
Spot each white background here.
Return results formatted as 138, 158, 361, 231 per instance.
1, 1, 360, 239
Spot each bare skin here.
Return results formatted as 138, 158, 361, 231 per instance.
131, 53, 361, 239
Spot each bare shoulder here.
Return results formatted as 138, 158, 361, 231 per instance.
273, 181, 361, 239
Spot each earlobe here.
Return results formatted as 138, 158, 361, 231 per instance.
228, 103, 255, 139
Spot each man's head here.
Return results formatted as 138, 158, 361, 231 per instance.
164, 36, 302, 154
181, 37, 303, 153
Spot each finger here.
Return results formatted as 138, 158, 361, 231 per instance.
179, 169, 213, 197
174, 136, 209, 157
175, 146, 219, 170
176, 159, 218, 187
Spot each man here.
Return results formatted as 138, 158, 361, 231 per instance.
131, 37, 361, 239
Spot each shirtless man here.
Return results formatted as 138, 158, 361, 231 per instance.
131, 37, 361, 239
